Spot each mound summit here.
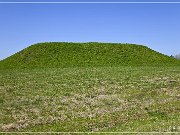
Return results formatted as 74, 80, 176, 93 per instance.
0, 42, 179, 69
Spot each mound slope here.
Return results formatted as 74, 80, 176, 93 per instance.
0, 42, 179, 69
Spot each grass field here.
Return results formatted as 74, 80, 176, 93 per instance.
0, 66, 180, 132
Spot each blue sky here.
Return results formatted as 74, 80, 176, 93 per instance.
0, 0, 180, 60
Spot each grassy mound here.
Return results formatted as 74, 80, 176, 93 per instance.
0, 42, 179, 69
0, 42, 180, 132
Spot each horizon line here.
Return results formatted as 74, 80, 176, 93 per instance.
1, 2, 180, 4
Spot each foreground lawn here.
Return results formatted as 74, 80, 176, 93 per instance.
0, 66, 179, 132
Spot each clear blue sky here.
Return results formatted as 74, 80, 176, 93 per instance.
0, 0, 180, 60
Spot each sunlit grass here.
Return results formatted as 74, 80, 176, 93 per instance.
0, 66, 179, 132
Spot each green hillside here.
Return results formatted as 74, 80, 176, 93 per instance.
0, 42, 180, 132
0, 42, 179, 69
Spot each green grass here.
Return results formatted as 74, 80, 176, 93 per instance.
0, 42, 179, 69
0, 66, 179, 132
0, 42, 179, 133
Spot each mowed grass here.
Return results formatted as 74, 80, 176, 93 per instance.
0, 66, 180, 132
